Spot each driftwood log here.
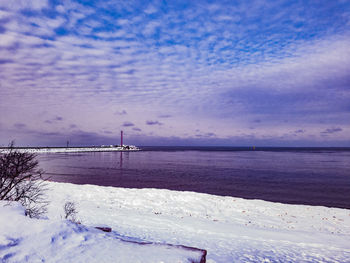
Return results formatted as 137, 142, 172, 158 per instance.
94, 226, 207, 263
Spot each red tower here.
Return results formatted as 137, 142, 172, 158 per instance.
121, 130, 123, 146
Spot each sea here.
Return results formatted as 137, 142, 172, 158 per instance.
38, 147, 350, 209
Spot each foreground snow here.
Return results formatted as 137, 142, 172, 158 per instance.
2, 182, 350, 262
0, 203, 203, 263
47, 182, 350, 262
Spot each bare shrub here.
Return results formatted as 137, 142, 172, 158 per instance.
0, 142, 48, 218
64, 201, 78, 222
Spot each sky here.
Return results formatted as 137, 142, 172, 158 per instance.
0, 0, 350, 147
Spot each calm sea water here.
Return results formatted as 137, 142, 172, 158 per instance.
38, 147, 350, 209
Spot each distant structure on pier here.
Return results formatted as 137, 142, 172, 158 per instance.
120, 130, 123, 146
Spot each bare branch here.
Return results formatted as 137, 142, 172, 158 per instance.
0, 141, 48, 218
64, 201, 78, 222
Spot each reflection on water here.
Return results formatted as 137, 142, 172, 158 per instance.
120, 152, 122, 169
119, 152, 130, 169
38, 149, 350, 209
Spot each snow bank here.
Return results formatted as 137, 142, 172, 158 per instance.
2, 182, 350, 262
44, 182, 350, 262
0, 202, 204, 263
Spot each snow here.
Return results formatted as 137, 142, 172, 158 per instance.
0, 146, 139, 154
0, 202, 204, 262
2, 181, 350, 262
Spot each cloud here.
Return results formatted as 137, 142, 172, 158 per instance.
0, 0, 48, 11
0, 0, 350, 146
122, 121, 134, 127
2, 125, 118, 147
158, 114, 172, 118
44, 116, 63, 124
0, 59, 13, 64
146, 120, 163, 126
195, 132, 216, 138
115, 110, 127, 115
132, 127, 142, 131
1, 121, 349, 147
321, 127, 343, 135
144, 5, 157, 15
13, 123, 26, 129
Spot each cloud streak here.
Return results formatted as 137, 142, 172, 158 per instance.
146, 121, 163, 126
122, 122, 134, 127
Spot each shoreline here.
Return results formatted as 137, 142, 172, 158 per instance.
44, 179, 350, 210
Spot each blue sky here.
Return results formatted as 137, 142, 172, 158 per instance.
0, 0, 349, 146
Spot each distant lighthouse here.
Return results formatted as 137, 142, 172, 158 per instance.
120, 130, 123, 146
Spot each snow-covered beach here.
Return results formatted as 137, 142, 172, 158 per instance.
1, 181, 350, 262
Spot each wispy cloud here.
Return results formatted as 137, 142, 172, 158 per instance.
321, 127, 343, 135
158, 114, 172, 118
115, 110, 127, 116
44, 116, 63, 124
13, 123, 26, 129
146, 120, 163, 126
122, 121, 134, 127
0, 0, 48, 11
195, 132, 216, 138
